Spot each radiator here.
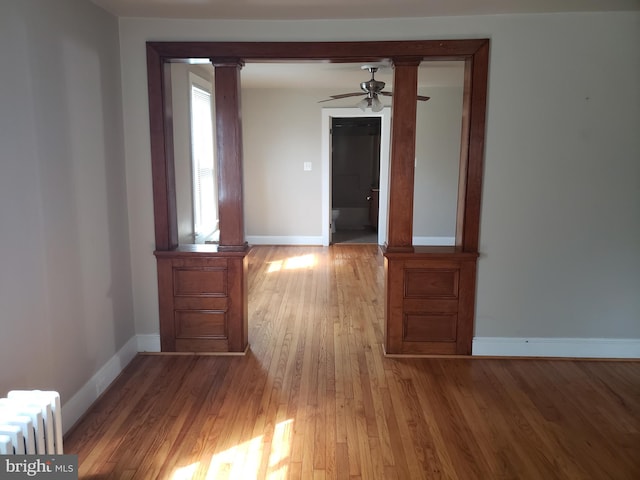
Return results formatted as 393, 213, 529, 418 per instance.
0, 390, 63, 455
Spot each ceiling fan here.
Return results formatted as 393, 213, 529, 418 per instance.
318, 65, 430, 112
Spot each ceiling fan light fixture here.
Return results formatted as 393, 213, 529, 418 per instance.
371, 95, 383, 112
319, 63, 427, 107
356, 94, 383, 112
356, 97, 370, 111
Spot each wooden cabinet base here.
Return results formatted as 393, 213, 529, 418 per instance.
383, 247, 478, 355
155, 246, 249, 353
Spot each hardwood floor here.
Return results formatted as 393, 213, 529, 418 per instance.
64, 245, 640, 479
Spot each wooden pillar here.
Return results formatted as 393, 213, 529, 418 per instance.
147, 47, 178, 251
212, 58, 248, 252
458, 42, 489, 252
385, 58, 421, 253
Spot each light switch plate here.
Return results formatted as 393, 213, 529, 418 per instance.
303, 162, 312, 171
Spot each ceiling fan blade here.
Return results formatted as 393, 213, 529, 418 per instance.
379, 91, 430, 102
330, 92, 365, 99
317, 92, 365, 103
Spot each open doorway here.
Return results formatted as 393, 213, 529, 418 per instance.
321, 107, 391, 246
330, 116, 381, 244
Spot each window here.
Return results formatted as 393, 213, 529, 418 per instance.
189, 74, 218, 242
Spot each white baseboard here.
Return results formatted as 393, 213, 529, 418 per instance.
61, 334, 161, 433
247, 235, 323, 245
472, 337, 640, 358
61, 336, 138, 433
137, 334, 161, 352
412, 236, 455, 246
247, 235, 454, 247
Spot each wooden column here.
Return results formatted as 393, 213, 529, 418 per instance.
212, 59, 248, 252
458, 42, 489, 252
147, 47, 178, 250
385, 59, 421, 253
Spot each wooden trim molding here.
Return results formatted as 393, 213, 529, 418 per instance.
146, 39, 490, 354
146, 45, 177, 250
385, 59, 420, 252
146, 40, 488, 61
460, 41, 489, 252
212, 59, 249, 252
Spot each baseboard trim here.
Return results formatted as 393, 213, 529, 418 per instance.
247, 235, 455, 247
247, 235, 323, 245
61, 336, 138, 433
472, 337, 640, 359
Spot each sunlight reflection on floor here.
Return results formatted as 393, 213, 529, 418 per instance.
267, 254, 317, 273
171, 419, 294, 480
171, 462, 198, 480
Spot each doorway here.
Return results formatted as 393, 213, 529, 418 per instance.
321, 107, 391, 246
331, 117, 380, 244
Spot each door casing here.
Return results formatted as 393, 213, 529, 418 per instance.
321, 107, 391, 246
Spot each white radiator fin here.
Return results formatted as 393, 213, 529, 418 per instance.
0, 414, 34, 453
0, 390, 63, 455
0, 425, 24, 454
0, 434, 13, 454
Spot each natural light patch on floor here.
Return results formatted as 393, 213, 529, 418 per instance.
171, 462, 198, 480
267, 254, 317, 273
170, 419, 294, 479
268, 419, 293, 479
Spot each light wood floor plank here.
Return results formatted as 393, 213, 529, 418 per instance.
65, 245, 640, 479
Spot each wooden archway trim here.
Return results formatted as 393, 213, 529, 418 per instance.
146, 39, 489, 354
147, 40, 487, 62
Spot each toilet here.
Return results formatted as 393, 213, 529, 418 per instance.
331, 209, 340, 233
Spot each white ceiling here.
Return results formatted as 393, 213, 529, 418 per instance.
90, 0, 639, 20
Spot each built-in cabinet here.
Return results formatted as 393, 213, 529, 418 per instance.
155, 247, 248, 352
384, 248, 477, 355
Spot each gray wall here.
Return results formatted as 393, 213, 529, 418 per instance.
240, 85, 461, 239
413, 86, 463, 241
120, 12, 640, 341
0, 0, 133, 426
242, 88, 326, 237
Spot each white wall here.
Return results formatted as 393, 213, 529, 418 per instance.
241, 85, 461, 242
119, 12, 640, 349
477, 13, 640, 341
243, 88, 331, 238
413, 86, 463, 242
0, 0, 134, 427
